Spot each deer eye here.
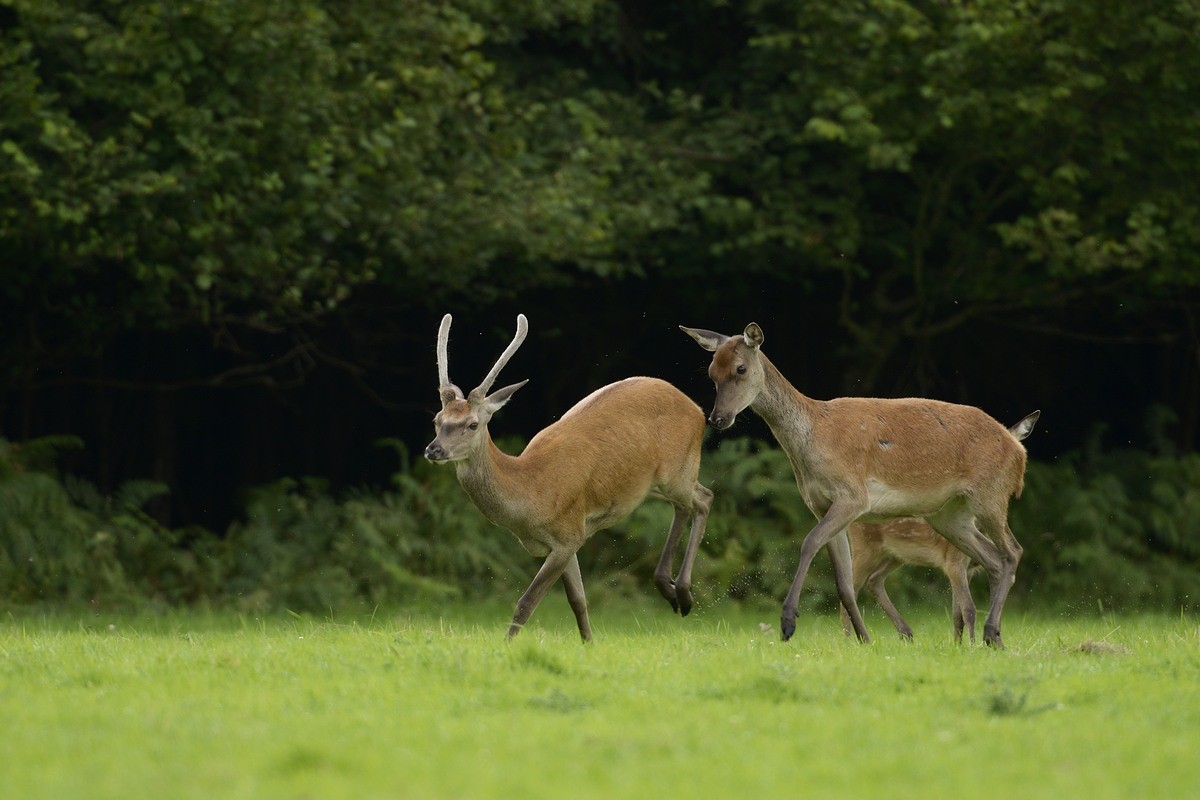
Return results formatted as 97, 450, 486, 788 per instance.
736, 364, 747, 375
468, 422, 479, 430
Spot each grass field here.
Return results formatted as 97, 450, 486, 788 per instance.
1, 597, 1197, 800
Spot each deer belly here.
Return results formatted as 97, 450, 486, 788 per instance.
864, 479, 946, 518
586, 500, 636, 534
511, 532, 552, 557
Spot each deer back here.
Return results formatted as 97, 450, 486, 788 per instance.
816, 397, 1024, 486
467, 377, 705, 536
524, 377, 704, 494
766, 379, 1028, 518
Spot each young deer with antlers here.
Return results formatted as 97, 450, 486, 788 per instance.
425, 314, 713, 642
681, 322, 1034, 648
842, 408, 1039, 644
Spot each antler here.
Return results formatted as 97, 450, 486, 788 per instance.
437, 314, 453, 388
436, 314, 464, 405
471, 314, 528, 399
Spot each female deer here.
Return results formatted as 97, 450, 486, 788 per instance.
682, 322, 1032, 648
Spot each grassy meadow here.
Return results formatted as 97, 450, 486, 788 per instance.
1, 598, 1197, 800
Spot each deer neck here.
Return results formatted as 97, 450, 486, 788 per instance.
454, 436, 529, 528
750, 354, 819, 460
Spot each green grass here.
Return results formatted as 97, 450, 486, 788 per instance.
1, 598, 1197, 800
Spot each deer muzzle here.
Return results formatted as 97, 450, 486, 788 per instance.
424, 440, 449, 463
707, 412, 734, 430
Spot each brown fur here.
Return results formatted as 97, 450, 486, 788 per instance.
841, 412, 1039, 643
843, 518, 979, 642
429, 316, 712, 642
682, 322, 1034, 647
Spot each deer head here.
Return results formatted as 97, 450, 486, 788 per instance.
679, 322, 766, 430
425, 313, 529, 463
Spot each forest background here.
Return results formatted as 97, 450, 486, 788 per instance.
1, 0, 1198, 616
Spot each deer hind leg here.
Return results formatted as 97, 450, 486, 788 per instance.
653, 508, 688, 613
670, 483, 713, 617
863, 558, 913, 640
508, 547, 577, 641
973, 508, 1022, 649
927, 503, 1006, 647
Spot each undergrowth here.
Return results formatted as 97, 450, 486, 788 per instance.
1, 426, 1197, 613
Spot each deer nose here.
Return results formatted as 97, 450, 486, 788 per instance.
708, 413, 727, 429
424, 442, 447, 462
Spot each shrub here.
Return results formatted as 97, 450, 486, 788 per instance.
1, 432, 1197, 613
1012, 441, 1200, 611
0, 435, 214, 605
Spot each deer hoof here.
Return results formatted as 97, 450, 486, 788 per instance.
676, 585, 694, 617
655, 578, 679, 612
984, 625, 1004, 649
781, 617, 796, 642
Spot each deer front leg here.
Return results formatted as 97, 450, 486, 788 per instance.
782, 499, 867, 642
560, 553, 592, 643
508, 548, 575, 640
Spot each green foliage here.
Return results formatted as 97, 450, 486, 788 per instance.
0, 434, 535, 610
0, 0, 701, 371
7, 0, 1195, 380
0, 435, 83, 475
3, 0, 1198, 526
2, 431, 1198, 613
0, 434, 204, 604
1012, 434, 1200, 611
220, 449, 532, 611
646, 0, 1200, 384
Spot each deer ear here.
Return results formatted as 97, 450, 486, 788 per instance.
679, 326, 728, 352
439, 385, 464, 406
1008, 410, 1040, 441
743, 322, 764, 349
478, 379, 528, 413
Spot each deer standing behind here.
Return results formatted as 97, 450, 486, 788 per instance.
681, 322, 1034, 648
844, 406, 1039, 642
425, 314, 713, 642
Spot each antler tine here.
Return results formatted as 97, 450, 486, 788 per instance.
436, 314, 453, 389
472, 314, 528, 398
